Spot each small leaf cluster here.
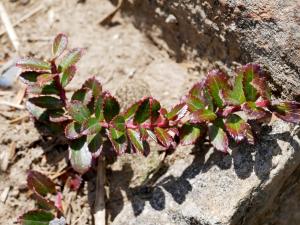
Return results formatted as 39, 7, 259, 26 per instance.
19, 171, 65, 225
17, 34, 300, 174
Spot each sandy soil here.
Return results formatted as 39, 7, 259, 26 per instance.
0, 0, 197, 224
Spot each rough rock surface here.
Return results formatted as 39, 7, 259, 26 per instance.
108, 1, 300, 225
121, 0, 300, 100
111, 121, 299, 225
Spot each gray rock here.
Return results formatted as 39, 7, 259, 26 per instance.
111, 120, 299, 225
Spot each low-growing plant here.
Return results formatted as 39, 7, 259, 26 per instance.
16, 33, 300, 225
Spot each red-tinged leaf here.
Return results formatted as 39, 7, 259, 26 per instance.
205, 70, 230, 108
55, 192, 63, 211
108, 128, 127, 154
127, 129, 144, 153
154, 127, 173, 148
20, 210, 55, 225
185, 95, 205, 112
36, 74, 55, 86
52, 33, 68, 59
68, 175, 82, 191
82, 77, 102, 98
189, 82, 203, 99
82, 117, 101, 135
222, 73, 246, 105
58, 48, 84, 72
271, 101, 300, 123
19, 71, 41, 85
27, 171, 56, 196
209, 121, 229, 153
123, 101, 139, 120
251, 76, 271, 100
65, 121, 82, 139
49, 115, 69, 123
87, 132, 103, 155
134, 98, 150, 124
71, 88, 93, 105
27, 82, 60, 96
29, 96, 64, 110
32, 191, 56, 210
69, 137, 92, 174
67, 100, 90, 123
168, 127, 179, 138
150, 98, 161, 123
147, 130, 158, 142
103, 95, 120, 122
26, 101, 46, 120
166, 103, 188, 121
16, 58, 51, 72
60, 65, 76, 87
111, 115, 125, 131
241, 101, 268, 119
225, 114, 251, 143
240, 63, 260, 101
140, 127, 149, 140
190, 109, 217, 123
179, 124, 205, 145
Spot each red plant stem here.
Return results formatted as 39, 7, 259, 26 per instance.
256, 99, 270, 108
99, 121, 172, 130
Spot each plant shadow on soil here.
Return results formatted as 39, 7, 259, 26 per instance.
33, 122, 299, 222
101, 124, 299, 221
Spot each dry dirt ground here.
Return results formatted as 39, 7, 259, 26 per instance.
0, 0, 200, 224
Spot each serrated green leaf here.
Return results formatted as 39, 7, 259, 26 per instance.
52, 33, 68, 59
108, 128, 127, 154
67, 101, 90, 123
241, 101, 268, 119
179, 124, 205, 145
241, 64, 260, 102
36, 74, 55, 86
190, 109, 217, 123
225, 114, 252, 143
166, 103, 188, 121
26, 101, 46, 120
111, 115, 125, 131
31, 192, 56, 211
60, 65, 76, 87
19, 71, 41, 85
150, 98, 161, 123
223, 73, 246, 105
29, 96, 64, 109
154, 127, 173, 148
103, 95, 120, 122
82, 117, 102, 135
94, 96, 104, 120
21, 210, 55, 225
65, 121, 82, 139
16, 58, 51, 72
71, 88, 93, 105
251, 76, 271, 100
209, 120, 228, 153
58, 48, 83, 72
271, 101, 300, 124
127, 129, 144, 153
123, 102, 139, 120
205, 70, 230, 108
185, 95, 205, 112
87, 132, 102, 154
134, 98, 150, 124
83, 77, 102, 98
27, 171, 56, 196
69, 137, 92, 174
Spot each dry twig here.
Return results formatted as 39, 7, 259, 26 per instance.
0, 3, 20, 51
